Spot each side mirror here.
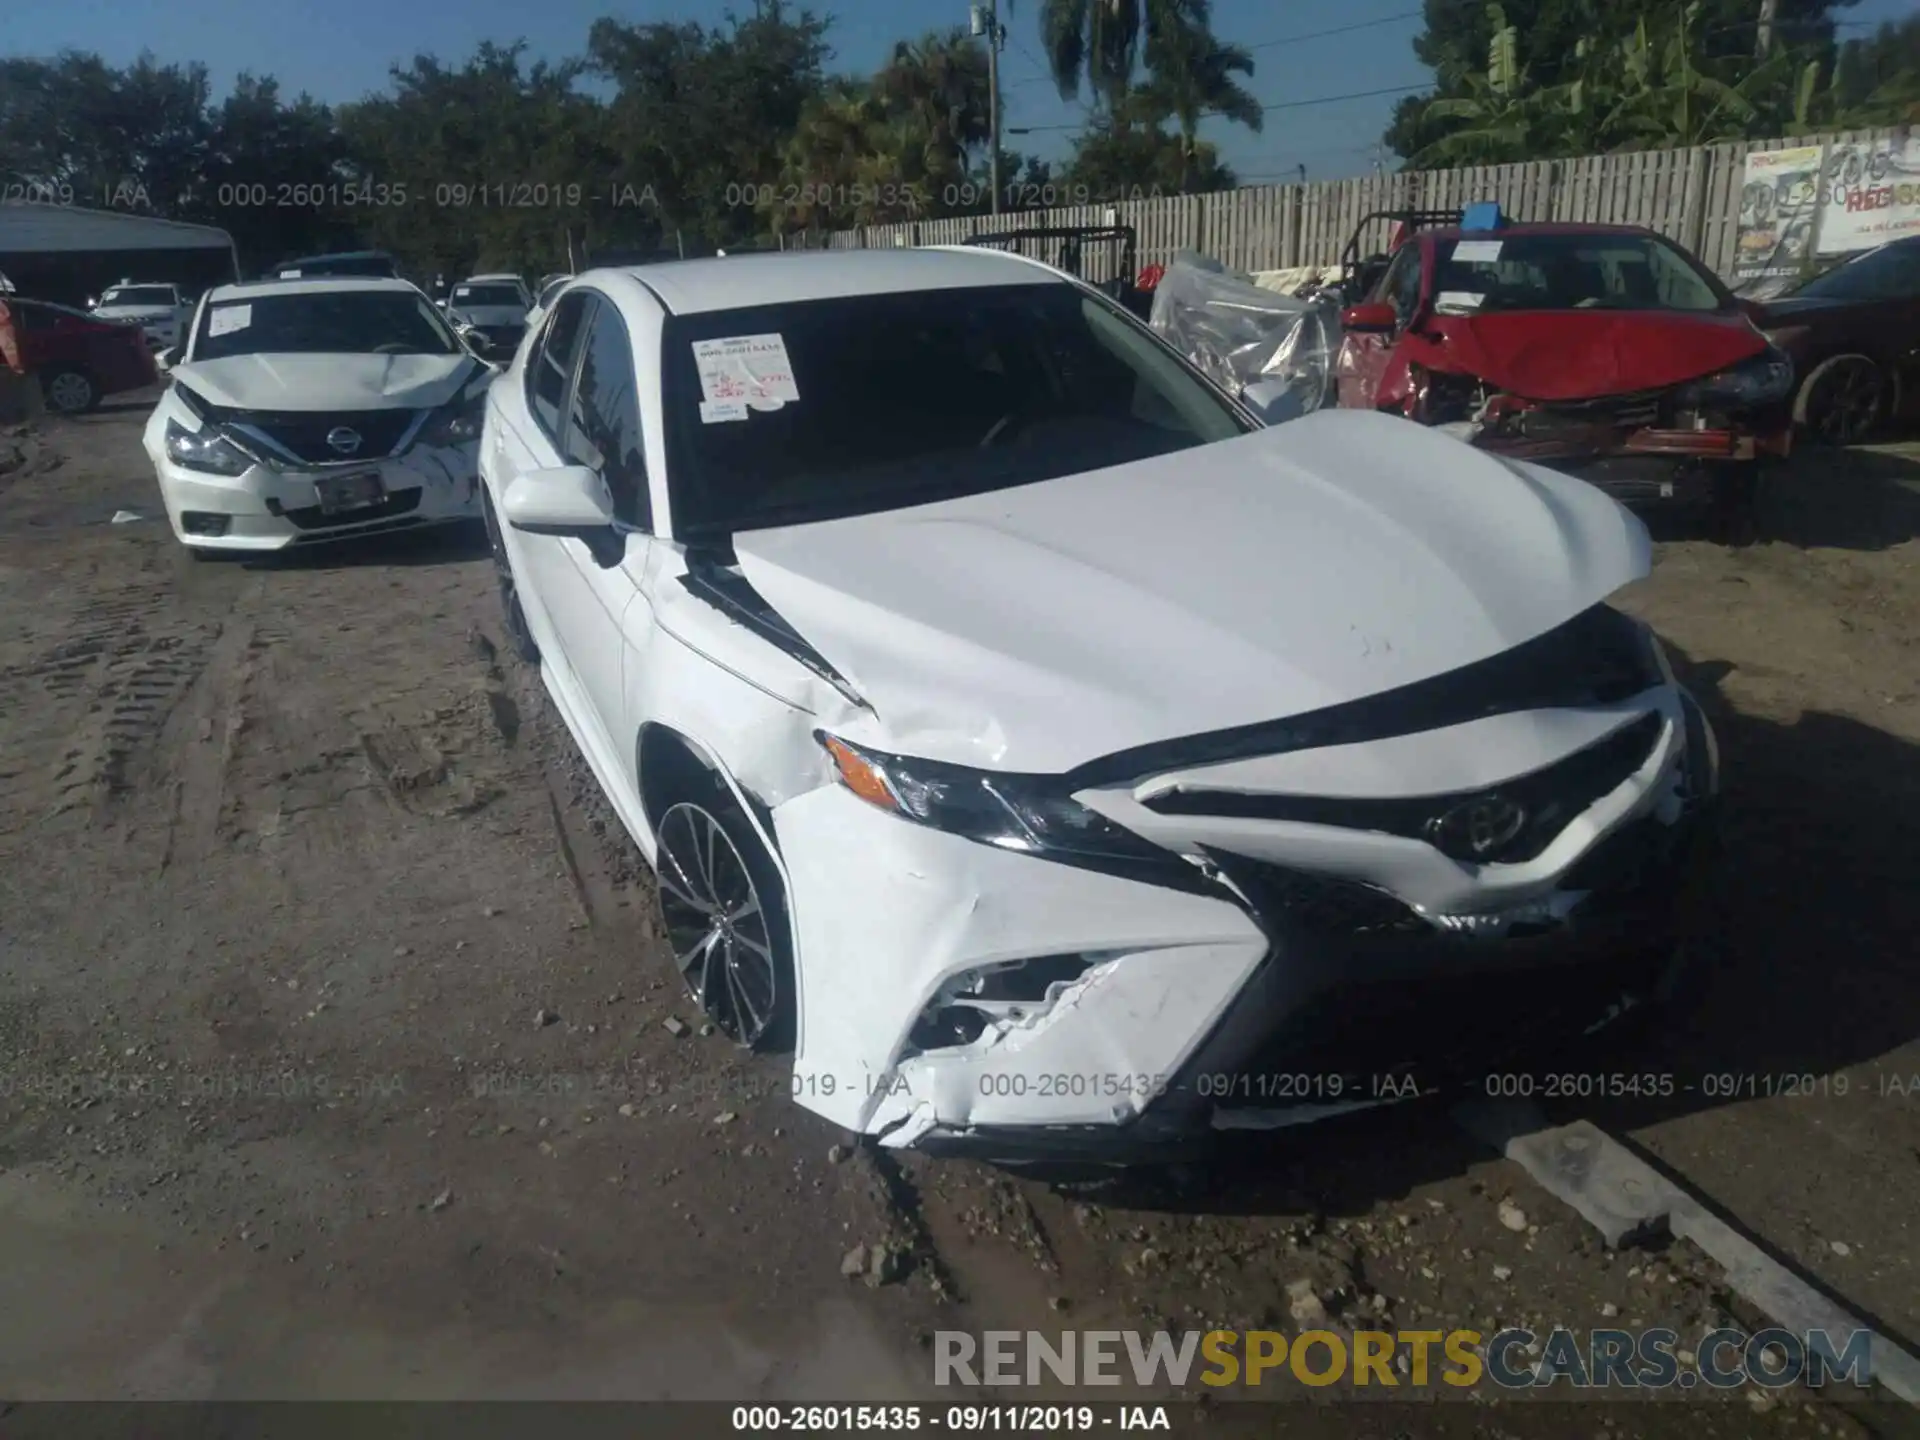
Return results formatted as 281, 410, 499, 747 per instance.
456, 325, 493, 359
1340, 302, 1400, 334
155, 347, 177, 371
503, 465, 615, 536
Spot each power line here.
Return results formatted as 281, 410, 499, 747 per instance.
1244, 11, 1422, 53
1008, 80, 1433, 134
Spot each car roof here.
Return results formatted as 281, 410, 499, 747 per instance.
206, 276, 425, 302
610, 246, 1060, 315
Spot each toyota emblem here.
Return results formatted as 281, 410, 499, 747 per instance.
325, 426, 363, 456
1428, 795, 1528, 860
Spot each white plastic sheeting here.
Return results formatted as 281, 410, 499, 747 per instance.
1148, 250, 1342, 423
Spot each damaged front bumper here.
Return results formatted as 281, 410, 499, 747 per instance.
771, 688, 1720, 1162
153, 442, 482, 551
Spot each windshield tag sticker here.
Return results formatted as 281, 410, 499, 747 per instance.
280, 269, 301, 278
1451, 240, 1503, 263
699, 399, 749, 424
207, 304, 252, 337
1435, 291, 1485, 313
693, 333, 800, 409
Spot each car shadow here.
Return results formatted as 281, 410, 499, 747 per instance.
1022, 643, 1920, 1231
234, 519, 489, 571
1640, 443, 1920, 551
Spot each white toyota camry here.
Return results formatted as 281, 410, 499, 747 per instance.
480, 249, 1722, 1161
143, 277, 491, 553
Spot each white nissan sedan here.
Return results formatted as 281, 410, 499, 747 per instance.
144, 277, 491, 553
479, 248, 1721, 1162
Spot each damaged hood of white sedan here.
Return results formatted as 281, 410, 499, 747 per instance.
732, 409, 1650, 774
170, 352, 479, 412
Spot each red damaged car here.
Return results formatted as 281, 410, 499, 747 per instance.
1333, 213, 1794, 538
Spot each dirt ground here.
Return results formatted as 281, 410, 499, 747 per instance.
1, 396, 1916, 1435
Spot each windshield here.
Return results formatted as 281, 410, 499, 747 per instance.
453, 284, 524, 307
1431, 233, 1726, 313
100, 286, 174, 306
1787, 242, 1920, 302
663, 283, 1252, 539
192, 289, 459, 361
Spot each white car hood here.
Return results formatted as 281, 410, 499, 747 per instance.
171, 352, 478, 411
731, 409, 1650, 774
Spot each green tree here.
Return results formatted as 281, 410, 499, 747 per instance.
1386, 0, 1859, 162
1136, 13, 1262, 189
588, 0, 833, 249
1062, 90, 1236, 195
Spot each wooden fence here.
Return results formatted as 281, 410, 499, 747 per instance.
806, 126, 1908, 280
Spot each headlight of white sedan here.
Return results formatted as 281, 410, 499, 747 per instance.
163, 418, 252, 476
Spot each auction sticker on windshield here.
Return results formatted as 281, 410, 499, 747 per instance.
693, 333, 800, 412
1451, 240, 1504, 263
207, 305, 251, 337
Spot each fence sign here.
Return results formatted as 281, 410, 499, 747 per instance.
1730, 145, 1824, 293
1817, 135, 1920, 255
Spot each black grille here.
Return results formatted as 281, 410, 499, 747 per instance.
1208, 855, 1425, 938
230, 409, 421, 464
1147, 711, 1663, 866
269, 487, 422, 531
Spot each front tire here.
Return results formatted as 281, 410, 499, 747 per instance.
481, 487, 539, 663
1795, 353, 1886, 446
654, 789, 796, 1051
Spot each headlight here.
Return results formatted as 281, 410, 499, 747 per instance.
816, 732, 1178, 868
163, 418, 252, 476
421, 386, 488, 446
1677, 347, 1794, 408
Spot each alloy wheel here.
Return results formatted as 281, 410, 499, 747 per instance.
655, 801, 780, 1047
45, 370, 95, 414
1809, 358, 1883, 446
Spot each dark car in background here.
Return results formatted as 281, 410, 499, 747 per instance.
270, 251, 401, 281
1756, 236, 1920, 445
1335, 217, 1794, 539
5, 297, 158, 413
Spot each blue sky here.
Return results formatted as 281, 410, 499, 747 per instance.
9, 0, 1917, 181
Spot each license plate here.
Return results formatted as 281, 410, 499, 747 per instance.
315, 471, 385, 514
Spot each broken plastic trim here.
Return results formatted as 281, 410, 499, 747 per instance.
679, 553, 870, 711
1066, 603, 1662, 790
1145, 712, 1663, 866
903, 953, 1099, 1056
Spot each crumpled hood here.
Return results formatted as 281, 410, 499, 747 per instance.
732, 409, 1651, 774
1406, 309, 1768, 400
171, 352, 477, 411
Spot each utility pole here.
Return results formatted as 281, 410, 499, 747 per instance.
1756, 0, 1779, 58
972, 2, 1006, 214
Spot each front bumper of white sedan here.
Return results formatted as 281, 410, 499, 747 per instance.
148, 441, 481, 552
770, 690, 1720, 1162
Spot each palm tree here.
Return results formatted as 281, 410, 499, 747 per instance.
874, 29, 993, 163
1136, 14, 1261, 189
1014, 0, 1211, 110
